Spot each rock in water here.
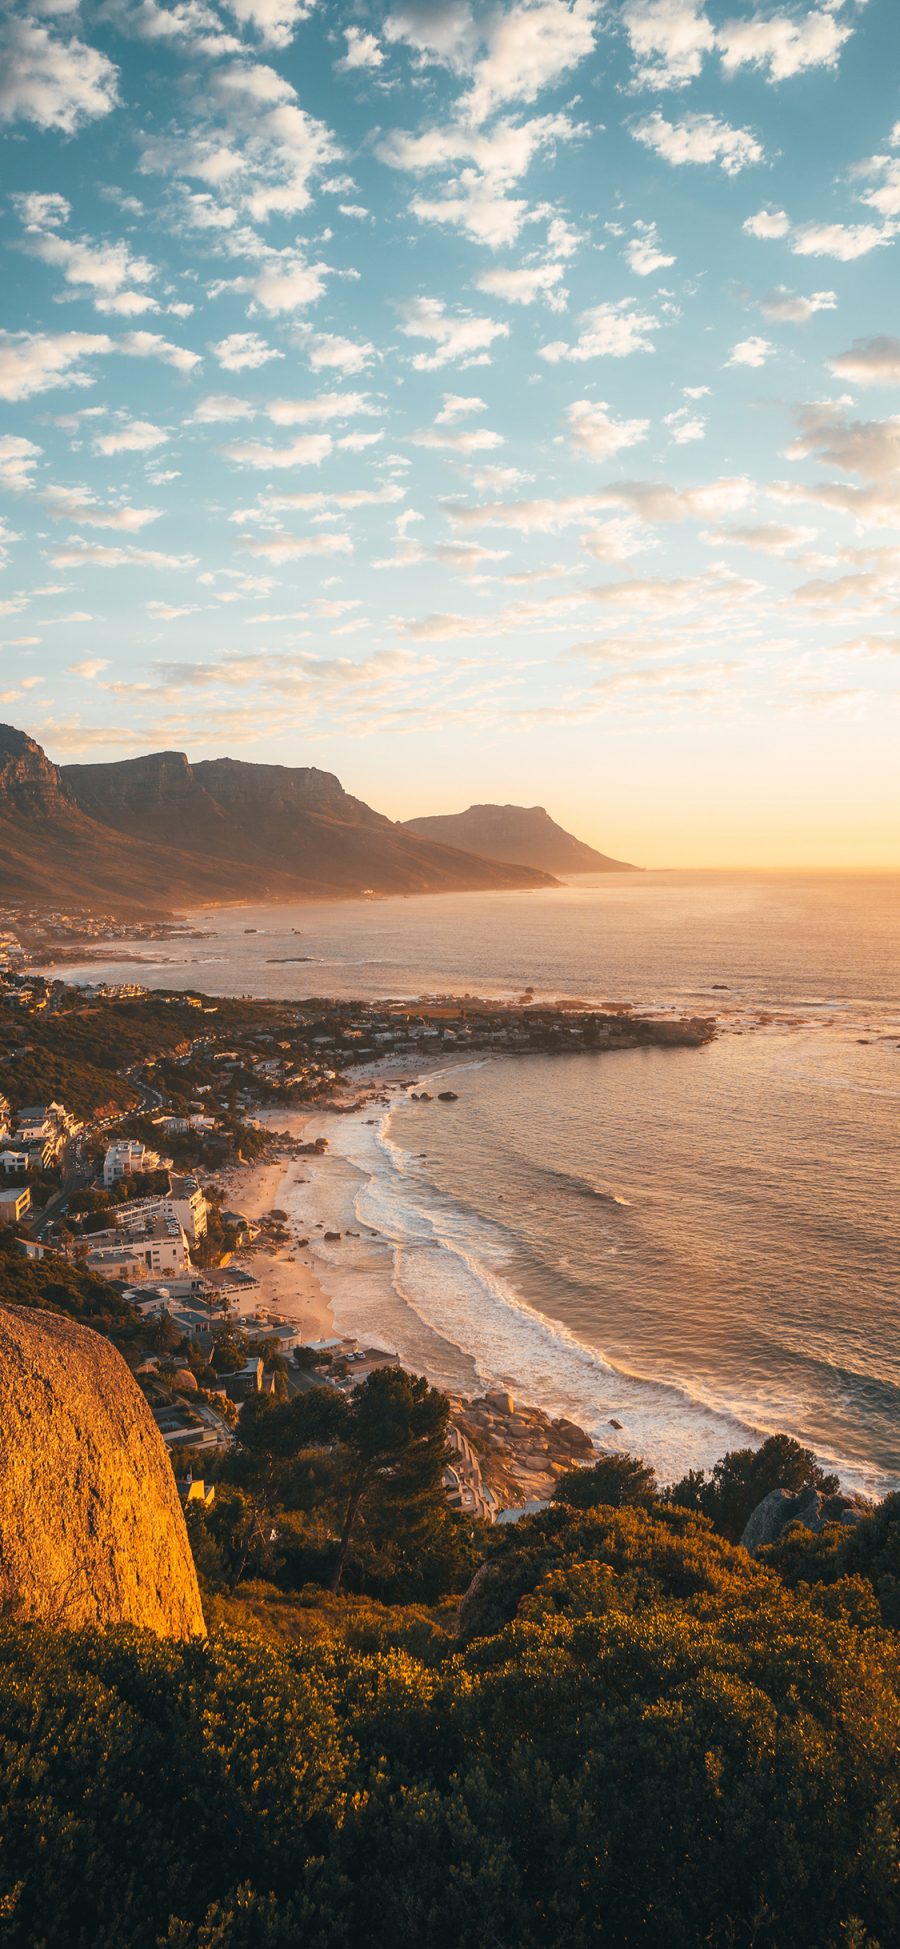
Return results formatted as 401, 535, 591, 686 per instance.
0, 1305, 205, 1638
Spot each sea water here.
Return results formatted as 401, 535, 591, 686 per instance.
47, 871, 900, 1490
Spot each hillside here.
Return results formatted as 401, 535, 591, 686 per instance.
405, 803, 637, 875
0, 726, 557, 912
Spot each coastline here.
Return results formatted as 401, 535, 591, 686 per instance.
208, 1042, 900, 1503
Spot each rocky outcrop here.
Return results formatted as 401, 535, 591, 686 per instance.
741, 1485, 871, 1554
451, 1391, 595, 1507
0, 1305, 205, 1638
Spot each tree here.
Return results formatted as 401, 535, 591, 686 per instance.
330, 1367, 450, 1592
552, 1451, 658, 1510
670, 1434, 840, 1542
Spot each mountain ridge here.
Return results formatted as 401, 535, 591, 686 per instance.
404, 802, 637, 876
0, 725, 557, 912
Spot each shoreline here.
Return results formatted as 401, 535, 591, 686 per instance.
209, 1046, 898, 1503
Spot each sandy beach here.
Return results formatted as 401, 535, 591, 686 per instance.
212, 1051, 477, 1356
216, 1135, 335, 1342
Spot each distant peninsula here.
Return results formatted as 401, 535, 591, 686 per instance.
404, 803, 638, 875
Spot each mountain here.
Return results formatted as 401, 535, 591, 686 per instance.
404, 804, 637, 876
0, 725, 556, 912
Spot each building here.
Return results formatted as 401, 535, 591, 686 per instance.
0, 1144, 53, 1176
86, 1211, 190, 1281
0, 1187, 31, 1225
166, 1175, 208, 1242
102, 1139, 165, 1189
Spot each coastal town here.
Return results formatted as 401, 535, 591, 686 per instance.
0, 913, 716, 1520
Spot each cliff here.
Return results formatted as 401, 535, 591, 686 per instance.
404, 803, 637, 875
0, 724, 557, 911
0, 1303, 204, 1638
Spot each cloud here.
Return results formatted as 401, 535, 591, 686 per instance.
237, 530, 352, 560
212, 332, 283, 371
385, 0, 600, 125
301, 331, 376, 374
0, 329, 112, 402
397, 297, 509, 369
336, 25, 384, 70
565, 399, 650, 462
16, 211, 156, 304
48, 541, 197, 569
664, 405, 705, 443
410, 425, 504, 454
856, 147, 900, 221
41, 486, 162, 530
758, 285, 837, 323
701, 522, 816, 555
625, 219, 675, 276
265, 392, 379, 425
541, 298, 659, 362
465, 0, 600, 124
252, 253, 329, 313
743, 207, 791, 240
138, 56, 338, 223
436, 393, 486, 423
581, 515, 657, 562
791, 220, 895, 261
622, 0, 715, 91
223, 0, 315, 50
94, 420, 169, 455
632, 109, 764, 175
117, 329, 200, 373
410, 175, 529, 248
192, 392, 256, 421
68, 659, 110, 680
381, 111, 582, 250
444, 474, 755, 529
786, 402, 900, 483
222, 432, 333, 467
727, 336, 773, 368
0, 15, 118, 132
829, 337, 900, 386
475, 260, 567, 306
717, 7, 853, 84
0, 436, 43, 491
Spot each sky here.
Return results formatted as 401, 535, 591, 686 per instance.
0, 0, 898, 869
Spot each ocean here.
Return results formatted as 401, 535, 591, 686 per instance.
48, 871, 900, 1493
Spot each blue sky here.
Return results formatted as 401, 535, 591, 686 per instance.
1, 0, 898, 865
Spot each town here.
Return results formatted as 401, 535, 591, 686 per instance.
0, 945, 715, 1519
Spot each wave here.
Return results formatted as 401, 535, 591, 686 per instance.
311, 1088, 896, 1498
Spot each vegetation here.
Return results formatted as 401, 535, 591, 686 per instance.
1, 1495, 898, 1948
2, 1232, 899, 1945
669, 1433, 840, 1540
0, 1231, 153, 1351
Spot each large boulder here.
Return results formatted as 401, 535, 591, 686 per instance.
741, 1484, 870, 1555
0, 1305, 204, 1638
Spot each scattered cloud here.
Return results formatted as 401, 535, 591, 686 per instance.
727, 336, 773, 368
397, 296, 509, 369
829, 337, 900, 386
625, 219, 675, 277
0, 14, 118, 133
541, 298, 659, 362
632, 109, 764, 176
565, 399, 650, 462
212, 332, 283, 371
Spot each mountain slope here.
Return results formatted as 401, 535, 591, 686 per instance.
404, 803, 637, 875
0, 726, 557, 911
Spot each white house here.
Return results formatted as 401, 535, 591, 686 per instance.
103, 1139, 165, 1189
